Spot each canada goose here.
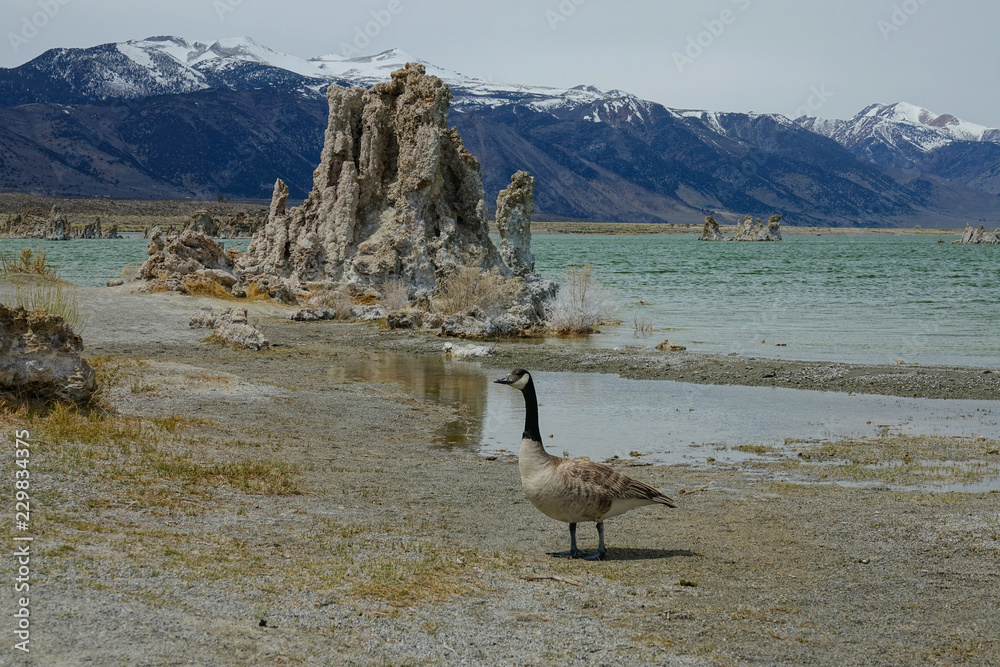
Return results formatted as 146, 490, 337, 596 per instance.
495, 368, 676, 560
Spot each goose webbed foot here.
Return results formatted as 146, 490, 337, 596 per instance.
547, 548, 586, 559
548, 522, 586, 559
581, 522, 607, 561
547, 522, 607, 560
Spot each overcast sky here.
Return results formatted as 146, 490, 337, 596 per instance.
3, 0, 998, 126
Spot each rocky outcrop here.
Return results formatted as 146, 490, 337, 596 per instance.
702, 214, 783, 242
46, 206, 70, 240
237, 63, 555, 335
76, 217, 122, 239
189, 307, 269, 350
137, 228, 238, 293
0, 206, 69, 240
185, 210, 217, 236
496, 170, 535, 276
1, 209, 123, 240
698, 216, 725, 241
954, 223, 1000, 244
734, 215, 782, 241
0, 305, 96, 403
218, 211, 264, 238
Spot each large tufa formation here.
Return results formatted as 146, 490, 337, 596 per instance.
239, 63, 503, 289
496, 170, 536, 276
237, 63, 553, 335
0, 305, 96, 404
954, 223, 999, 244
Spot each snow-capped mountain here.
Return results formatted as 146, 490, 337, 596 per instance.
0, 36, 997, 226
797, 102, 1000, 170
0, 35, 662, 130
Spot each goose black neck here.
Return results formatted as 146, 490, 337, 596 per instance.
521, 377, 542, 443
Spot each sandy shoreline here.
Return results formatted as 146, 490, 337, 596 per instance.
2, 287, 998, 665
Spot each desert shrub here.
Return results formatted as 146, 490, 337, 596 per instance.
545, 264, 615, 334
1, 247, 54, 276
119, 262, 139, 282
432, 266, 521, 318
378, 279, 411, 311
309, 286, 355, 319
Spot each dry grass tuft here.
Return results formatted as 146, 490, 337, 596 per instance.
181, 276, 233, 299
8, 280, 89, 333
153, 457, 302, 495
243, 282, 272, 301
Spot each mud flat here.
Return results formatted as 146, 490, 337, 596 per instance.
2, 286, 998, 665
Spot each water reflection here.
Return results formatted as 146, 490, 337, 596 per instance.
323, 355, 1000, 490
325, 352, 489, 446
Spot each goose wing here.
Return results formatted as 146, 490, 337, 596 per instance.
560, 459, 677, 508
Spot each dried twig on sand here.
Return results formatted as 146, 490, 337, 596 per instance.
521, 575, 582, 586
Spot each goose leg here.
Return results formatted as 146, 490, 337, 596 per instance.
583, 522, 607, 561
548, 522, 585, 558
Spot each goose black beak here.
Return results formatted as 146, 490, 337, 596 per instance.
494, 376, 512, 385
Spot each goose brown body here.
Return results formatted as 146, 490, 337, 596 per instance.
496, 368, 676, 560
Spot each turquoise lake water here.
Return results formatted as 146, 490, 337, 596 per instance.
2, 231, 997, 367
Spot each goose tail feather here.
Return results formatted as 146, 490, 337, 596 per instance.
653, 494, 677, 509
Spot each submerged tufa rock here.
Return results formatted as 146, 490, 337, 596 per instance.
733, 215, 782, 242
496, 170, 536, 276
0, 305, 96, 403
698, 216, 725, 241
954, 223, 999, 244
701, 214, 783, 242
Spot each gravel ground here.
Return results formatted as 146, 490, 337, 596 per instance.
1, 286, 998, 666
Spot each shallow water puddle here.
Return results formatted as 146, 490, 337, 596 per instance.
325, 354, 1000, 485
481, 371, 1000, 468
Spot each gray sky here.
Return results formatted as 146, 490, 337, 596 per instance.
3, 0, 999, 126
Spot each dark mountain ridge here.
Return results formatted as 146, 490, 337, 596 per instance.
0, 36, 996, 227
